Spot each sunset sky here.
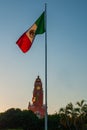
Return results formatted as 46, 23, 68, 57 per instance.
0, 0, 87, 114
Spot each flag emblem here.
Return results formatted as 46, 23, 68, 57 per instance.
29, 30, 35, 38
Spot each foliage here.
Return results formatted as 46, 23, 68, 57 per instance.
59, 100, 87, 130
0, 108, 38, 130
48, 113, 60, 130
0, 100, 87, 130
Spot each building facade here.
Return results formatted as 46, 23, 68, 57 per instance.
28, 76, 45, 118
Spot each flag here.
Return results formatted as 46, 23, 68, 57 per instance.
16, 12, 45, 53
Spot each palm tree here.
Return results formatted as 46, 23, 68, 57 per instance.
59, 107, 67, 129
59, 103, 74, 130
59, 100, 87, 130
76, 100, 87, 115
75, 100, 87, 130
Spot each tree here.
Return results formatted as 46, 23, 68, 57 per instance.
48, 113, 60, 130
0, 108, 22, 129
59, 103, 72, 130
59, 100, 87, 130
0, 108, 39, 130
75, 100, 87, 130
21, 110, 39, 130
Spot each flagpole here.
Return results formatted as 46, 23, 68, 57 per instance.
45, 3, 47, 130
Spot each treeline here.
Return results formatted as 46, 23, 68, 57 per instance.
0, 100, 87, 130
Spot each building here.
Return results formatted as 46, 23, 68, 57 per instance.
28, 76, 45, 118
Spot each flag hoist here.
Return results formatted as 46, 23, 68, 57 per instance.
16, 3, 48, 130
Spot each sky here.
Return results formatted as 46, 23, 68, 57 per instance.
0, 0, 87, 114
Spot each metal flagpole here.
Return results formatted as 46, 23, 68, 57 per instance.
45, 3, 47, 130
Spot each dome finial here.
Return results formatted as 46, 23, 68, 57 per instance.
37, 75, 40, 79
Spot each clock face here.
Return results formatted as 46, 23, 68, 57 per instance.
36, 86, 40, 90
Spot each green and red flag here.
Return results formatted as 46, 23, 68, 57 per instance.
16, 12, 45, 53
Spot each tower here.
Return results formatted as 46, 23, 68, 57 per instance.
28, 76, 45, 118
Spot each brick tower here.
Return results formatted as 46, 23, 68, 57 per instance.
28, 76, 45, 118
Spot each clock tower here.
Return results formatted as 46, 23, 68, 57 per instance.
28, 76, 45, 118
